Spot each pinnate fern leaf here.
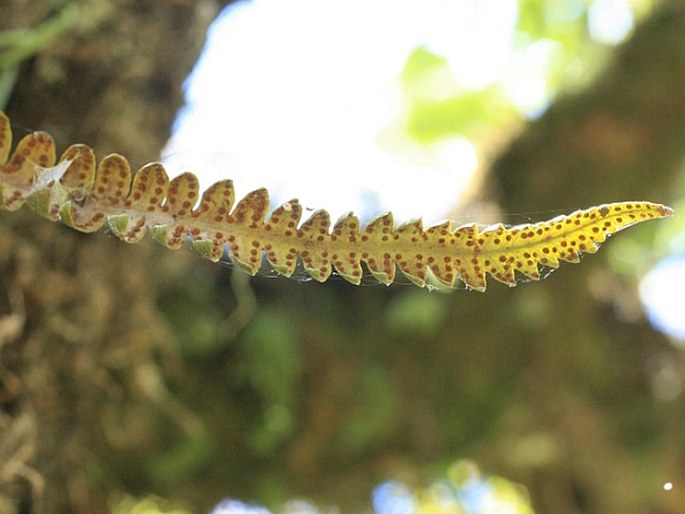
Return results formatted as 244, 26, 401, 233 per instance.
0, 112, 674, 291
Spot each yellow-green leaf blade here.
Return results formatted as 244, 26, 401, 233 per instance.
469, 201, 674, 290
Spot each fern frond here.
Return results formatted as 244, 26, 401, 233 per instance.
0, 111, 674, 291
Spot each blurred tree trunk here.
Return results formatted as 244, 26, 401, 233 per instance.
1, 1, 233, 513
2, 0, 232, 164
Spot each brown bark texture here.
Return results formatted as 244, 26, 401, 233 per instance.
1, 1, 230, 513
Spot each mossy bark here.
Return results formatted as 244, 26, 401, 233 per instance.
1, 1, 230, 512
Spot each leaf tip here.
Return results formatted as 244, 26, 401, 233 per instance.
660, 204, 675, 217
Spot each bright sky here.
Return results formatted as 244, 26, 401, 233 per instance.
162, 0, 521, 225
163, 0, 636, 223
639, 255, 685, 344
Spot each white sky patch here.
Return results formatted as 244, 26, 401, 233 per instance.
162, 0, 517, 225
425, 0, 518, 89
588, 0, 635, 45
639, 255, 685, 344
504, 38, 561, 118
160, 0, 646, 222
211, 500, 271, 514
372, 481, 417, 514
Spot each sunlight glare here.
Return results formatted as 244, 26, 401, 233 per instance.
163, 0, 517, 225
372, 481, 417, 514
504, 38, 560, 118
211, 499, 271, 514
639, 255, 685, 344
588, 0, 634, 45
426, 0, 518, 90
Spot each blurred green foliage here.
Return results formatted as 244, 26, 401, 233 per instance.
0, 4, 78, 108
398, 0, 656, 148
400, 47, 517, 144
236, 310, 302, 454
